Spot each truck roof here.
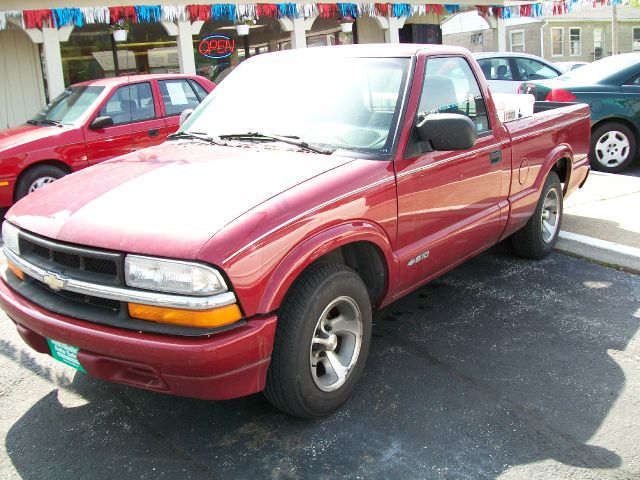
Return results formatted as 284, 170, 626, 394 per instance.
247, 43, 471, 61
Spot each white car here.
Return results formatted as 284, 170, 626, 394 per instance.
474, 52, 563, 94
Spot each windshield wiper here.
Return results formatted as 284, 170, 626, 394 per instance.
219, 132, 333, 155
27, 119, 63, 127
167, 131, 223, 145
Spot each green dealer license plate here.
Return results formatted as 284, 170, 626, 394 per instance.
47, 339, 86, 373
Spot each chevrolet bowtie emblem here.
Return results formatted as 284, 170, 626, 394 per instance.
43, 272, 66, 291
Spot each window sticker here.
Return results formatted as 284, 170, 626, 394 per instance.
166, 82, 188, 105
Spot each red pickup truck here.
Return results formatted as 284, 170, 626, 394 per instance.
0, 74, 214, 208
0, 45, 590, 418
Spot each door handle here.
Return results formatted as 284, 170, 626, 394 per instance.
490, 150, 502, 164
148, 128, 160, 137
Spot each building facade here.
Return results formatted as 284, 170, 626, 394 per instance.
542, 7, 640, 62
442, 6, 640, 63
442, 13, 542, 56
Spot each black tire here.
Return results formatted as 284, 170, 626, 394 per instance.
590, 122, 637, 173
512, 171, 563, 260
15, 165, 66, 202
264, 263, 372, 418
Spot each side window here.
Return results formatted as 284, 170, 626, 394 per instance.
418, 56, 490, 134
514, 58, 559, 81
99, 83, 155, 125
477, 58, 513, 81
158, 79, 200, 116
624, 74, 640, 86
188, 79, 209, 101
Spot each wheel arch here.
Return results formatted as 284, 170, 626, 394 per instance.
538, 144, 573, 196
257, 222, 398, 314
591, 117, 639, 142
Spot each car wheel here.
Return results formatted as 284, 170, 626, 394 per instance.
15, 165, 66, 202
512, 171, 563, 260
264, 263, 372, 418
590, 122, 637, 173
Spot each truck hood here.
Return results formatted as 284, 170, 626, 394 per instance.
7, 142, 353, 258
0, 124, 74, 156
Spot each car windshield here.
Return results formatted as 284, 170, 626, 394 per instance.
558, 54, 640, 83
181, 57, 410, 155
31, 86, 104, 125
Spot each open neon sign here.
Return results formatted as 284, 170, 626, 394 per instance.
198, 34, 235, 59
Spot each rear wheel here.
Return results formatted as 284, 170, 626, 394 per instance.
512, 171, 563, 259
15, 165, 66, 202
590, 122, 637, 173
264, 263, 372, 418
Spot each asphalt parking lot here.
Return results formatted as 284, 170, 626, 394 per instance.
1, 244, 639, 480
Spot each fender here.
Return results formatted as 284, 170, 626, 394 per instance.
257, 221, 399, 314
501, 144, 573, 241
537, 143, 573, 194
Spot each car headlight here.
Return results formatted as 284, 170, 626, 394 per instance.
124, 255, 227, 296
2, 221, 20, 255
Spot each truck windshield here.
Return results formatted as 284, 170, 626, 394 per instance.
30, 86, 104, 125
182, 57, 410, 155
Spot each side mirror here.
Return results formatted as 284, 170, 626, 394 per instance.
415, 113, 477, 151
179, 109, 194, 126
89, 116, 114, 130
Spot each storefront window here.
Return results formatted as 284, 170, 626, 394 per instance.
60, 22, 178, 86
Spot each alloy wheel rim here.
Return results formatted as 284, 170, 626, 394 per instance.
28, 176, 57, 193
595, 130, 630, 168
541, 187, 559, 244
309, 296, 363, 392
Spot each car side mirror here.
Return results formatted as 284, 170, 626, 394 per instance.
179, 109, 194, 126
89, 116, 114, 130
415, 113, 477, 151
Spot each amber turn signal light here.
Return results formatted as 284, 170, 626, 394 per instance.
128, 303, 242, 328
7, 260, 24, 281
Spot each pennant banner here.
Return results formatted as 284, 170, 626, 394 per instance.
0, 1, 637, 30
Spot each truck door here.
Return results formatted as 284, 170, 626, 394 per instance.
394, 55, 509, 294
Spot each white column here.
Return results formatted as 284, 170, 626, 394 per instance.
161, 20, 204, 74
487, 16, 507, 53
19, 24, 73, 100
496, 18, 507, 52
278, 15, 317, 49
374, 16, 407, 44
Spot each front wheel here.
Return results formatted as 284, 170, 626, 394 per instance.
15, 165, 66, 202
512, 171, 563, 259
590, 122, 637, 173
264, 263, 372, 418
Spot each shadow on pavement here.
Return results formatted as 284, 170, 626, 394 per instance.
4, 245, 639, 479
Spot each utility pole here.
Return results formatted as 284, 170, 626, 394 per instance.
612, 4, 618, 55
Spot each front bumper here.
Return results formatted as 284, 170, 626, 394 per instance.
0, 276, 277, 400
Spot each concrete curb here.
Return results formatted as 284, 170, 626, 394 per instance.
556, 231, 640, 274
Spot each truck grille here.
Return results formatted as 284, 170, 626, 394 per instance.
24, 236, 120, 281
17, 230, 124, 314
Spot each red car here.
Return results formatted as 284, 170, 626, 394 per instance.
0, 45, 590, 417
0, 74, 214, 207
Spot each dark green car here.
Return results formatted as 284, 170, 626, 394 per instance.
519, 53, 640, 173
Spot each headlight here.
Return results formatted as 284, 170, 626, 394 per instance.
124, 255, 227, 296
2, 222, 20, 255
